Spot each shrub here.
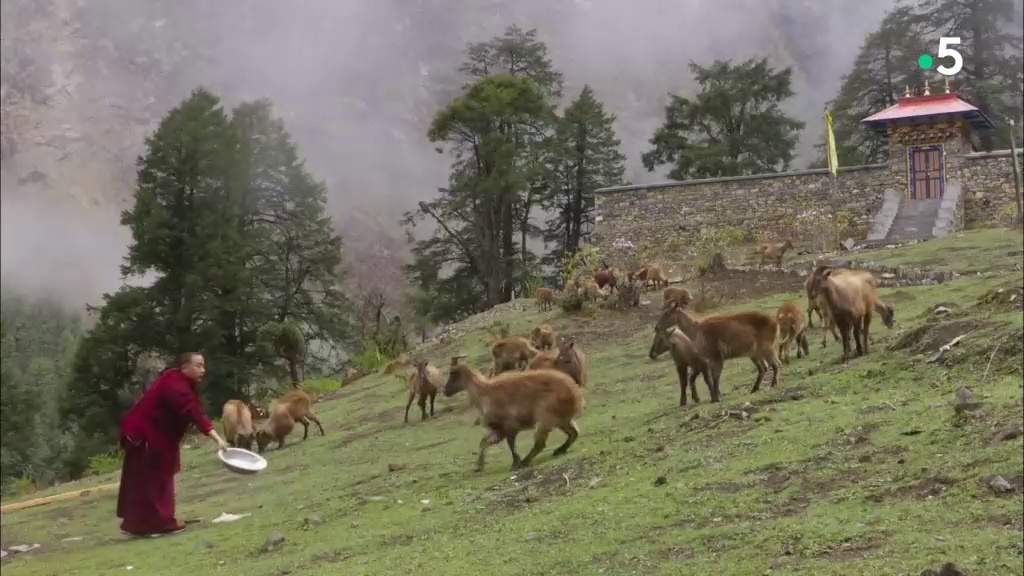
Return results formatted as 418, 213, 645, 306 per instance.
559, 290, 587, 313
610, 239, 641, 271
690, 281, 724, 311
257, 321, 306, 382
350, 338, 392, 371
301, 377, 341, 396
693, 226, 746, 275
794, 208, 851, 252
561, 245, 601, 287
521, 271, 543, 299
661, 236, 686, 258
85, 450, 122, 477
771, 214, 800, 241
487, 321, 511, 339
5, 474, 37, 497
996, 202, 1022, 227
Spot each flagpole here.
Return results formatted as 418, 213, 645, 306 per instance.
825, 107, 840, 251
830, 167, 837, 251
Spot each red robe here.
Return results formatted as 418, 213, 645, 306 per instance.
116, 368, 213, 535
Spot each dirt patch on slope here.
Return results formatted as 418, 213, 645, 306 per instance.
975, 285, 1024, 313
685, 268, 805, 309
480, 457, 601, 511
889, 318, 993, 353
977, 474, 1024, 497
866, 475, 959, 502
814, 537, 887, 561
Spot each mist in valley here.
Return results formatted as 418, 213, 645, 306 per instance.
0, 0, 898, 309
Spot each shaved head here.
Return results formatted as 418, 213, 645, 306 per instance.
177, 352, 206, 383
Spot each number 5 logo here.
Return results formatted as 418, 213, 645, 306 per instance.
936, 37, 963, 76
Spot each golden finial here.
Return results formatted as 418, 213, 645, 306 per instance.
923, 79, 931, 96
904, 85, 911, 98
944, 77, 951, 94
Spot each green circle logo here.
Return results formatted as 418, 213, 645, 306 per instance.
918, 54, 934, 70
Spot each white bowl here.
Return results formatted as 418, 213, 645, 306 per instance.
218, 448, 267, 474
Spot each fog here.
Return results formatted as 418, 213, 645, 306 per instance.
0, 192, 136, 307
0, 0, 896, 309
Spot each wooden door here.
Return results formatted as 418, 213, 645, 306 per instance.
909, 146, 944, 200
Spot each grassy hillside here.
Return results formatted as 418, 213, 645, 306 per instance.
790, 228, 1024, 274
2, 230, 1022, 576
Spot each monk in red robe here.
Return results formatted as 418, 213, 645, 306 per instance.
116, 352, 227, 537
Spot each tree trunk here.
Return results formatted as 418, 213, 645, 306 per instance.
486, 207, 504, 307
500, 189, 515, 302
562, 202, 572, 258
570, 186, 584, 256
520, 188, 534, 266
571, 130, 587, 256
971, 18, 996, 150
709, 252, 727, 273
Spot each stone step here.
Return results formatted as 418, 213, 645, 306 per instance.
883, 198, 942, 241
890, 217, 937, 227
890, 215, 938, 227
888, 219, 939, 239
892, 216, 937, 227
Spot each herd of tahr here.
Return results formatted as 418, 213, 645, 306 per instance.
219, 240, 894, 473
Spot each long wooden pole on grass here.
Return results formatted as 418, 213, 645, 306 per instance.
0, 482, 120, 513
1008, 119, 1023, 227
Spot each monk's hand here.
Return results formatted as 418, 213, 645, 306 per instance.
210, 433, 228, 453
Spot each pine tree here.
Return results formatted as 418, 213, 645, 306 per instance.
910, 0, 1023, 149
119, 87, 243, 355
642, 58, 805, 180
63, 89, 355, 470
405, 73, 555, 315
424, 25, 561, 303
460, 24, 564, 99
543, 85, 625, 270
815, 7, 928, 166
232, 100, 351, 381
62, 286, 161, 476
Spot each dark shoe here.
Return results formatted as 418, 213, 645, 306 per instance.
121, 522, 186, 538
154, 521, 187, 536
148, 525, 186, 538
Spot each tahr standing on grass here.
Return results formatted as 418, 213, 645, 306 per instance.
116, 352, 228, 537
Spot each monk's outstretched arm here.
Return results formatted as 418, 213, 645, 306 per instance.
166, 385, 228, 452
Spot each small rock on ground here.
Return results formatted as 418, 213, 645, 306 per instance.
988, 475, 1014, 494
303, 516, 323, 528
953, 387, 983, 413
265, 531, 285, 550
919, 562, 967, 576
990, 423, 1024, 445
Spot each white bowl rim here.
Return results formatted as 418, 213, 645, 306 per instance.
218, 448, 268, 471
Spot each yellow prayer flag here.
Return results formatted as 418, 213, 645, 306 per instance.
825, 109, 839, 179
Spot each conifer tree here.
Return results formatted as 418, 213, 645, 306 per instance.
543, 85, 625, 269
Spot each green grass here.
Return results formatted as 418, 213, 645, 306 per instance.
2, 233, 1022, 576
795, 228, 1024, 273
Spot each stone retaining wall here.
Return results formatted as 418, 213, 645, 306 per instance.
591, 164, 890, 259
591, 148, 1022, 262
822, 259, 960, 287
726, 260, 960, 288
959, 150, 1024, 225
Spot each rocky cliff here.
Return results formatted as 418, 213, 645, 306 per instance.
0, 0, 896, 302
